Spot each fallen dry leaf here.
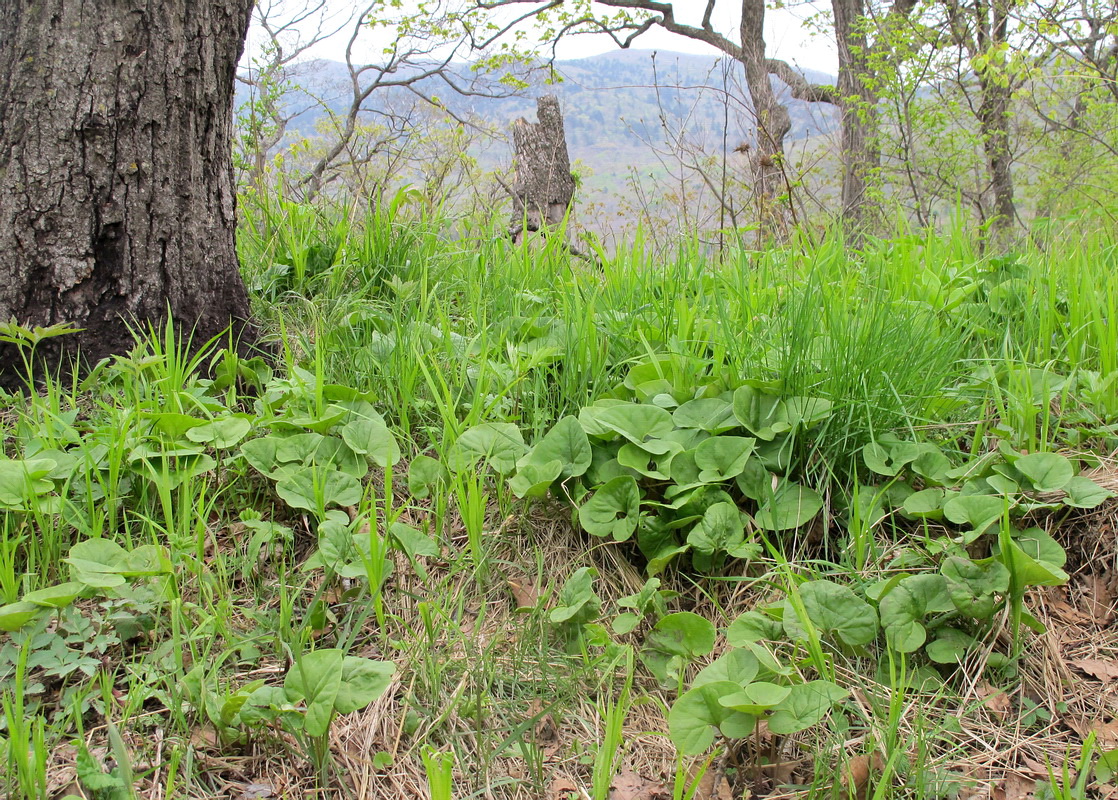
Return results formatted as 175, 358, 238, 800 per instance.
842, 752, 884, 800
1050, 597, 1094, 625
1065, 715, 1118, 747
507, 576, 540, 610
237, 783, 277, 800
1071, 658, 1118, 682
977, 682, 1012, 718
547, 776, 578, 799
1081, 573, 1116, 624
527, 699, 558, 744
1000, 772, 1038, 800
610, 770, 671, 800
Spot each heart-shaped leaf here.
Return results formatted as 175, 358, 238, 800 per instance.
878, 574, 954, 652
767, 680, 848, 734
1014, 452, 1073, 492
595, 404, 676, 450
755, 481, 823, 531
447, 423, 527, 475
732, 387, 790, 441
1062, 476, 1113, 509
719, 681, 791, 714
943, 494, 1006, 536
519, 415, 592, 478
186, 416, 253, 449
341, 418, 401, 468
783, 580, 878, 647
694, 436, 755, 482
334, 656, 396, 713
578, 475, 641, 541
284, 649, 344, 737
668, 681, 756, 754
673, 398, 738, 433
407, 455, 447, 500
508, 460, 563, 499
276, 466, 363, 513
941, 556, 1009, 619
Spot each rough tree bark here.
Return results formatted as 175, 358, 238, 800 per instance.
0, 0, 259, 387
739, 0, 794, 234
507, 95, 577, 243
945, 0, 1018, 240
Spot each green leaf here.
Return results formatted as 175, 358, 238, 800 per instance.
341, 418, 401, 468
754, 481, 823, 531
407, 455, 447, 500
693, 436, 755, 482
911, 446, 953, 485
447, 423, 526, 475
1014, 452, 1073, 492
693, 648, 761, 688
550, 567, 600, 625
519, 415, 592, 478
617, 440, 682, 480
0, 600, 45, 632
726, 611, 784, 645
863, 438, 923, 477
902, 488, 949, 520
668, 682, 756, 754
878, 574, 954, 652
732, 386, 790, 441
719, 681, 791, 714
65, 539, 129, 588
0, 458, 56, 506
784, 580, 878, 647
1095, 748, 1118, 784
578, 475, 641, 541
1062, 476, 1113, 509
642, 611, 715, 686
941, 556, 1009, 619
767, 680, 848, 734
240, 436, 285, 477
734, 459, 772, 502
389, 522, 440, 559
595, 404, 675, 449
996, 538, 1069, 588
508, 460, 563, 499
943, 494, 1006, 536
334, 656, 395, 713
782, 397, 833, 429
673, 398, 737, 433
185, 416, 252, 449
925, 628, 976, 664
1013, 527, 1067, 567
687, 502, 751, 568
276, 466, 363, 513
646, 612, 716, 658
22, 581, 84, 609
284, 649, 344, 737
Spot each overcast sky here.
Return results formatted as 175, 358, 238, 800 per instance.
246, 0, 839, 77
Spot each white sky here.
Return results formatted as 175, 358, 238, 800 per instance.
247, 0, 838, 77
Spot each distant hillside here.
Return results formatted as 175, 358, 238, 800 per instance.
238, 49, 839, 186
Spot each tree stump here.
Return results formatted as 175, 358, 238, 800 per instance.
508, 95, 576, 245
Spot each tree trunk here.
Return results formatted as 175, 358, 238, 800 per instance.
508, 95, 577, 242
832, 0, 880, 236
0, 0, 258, 387
977, 74, 1016, 238
973, 0, 1017, 241
740, 0, 793, 236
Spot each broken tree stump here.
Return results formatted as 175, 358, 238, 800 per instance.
507, 95, 577, 245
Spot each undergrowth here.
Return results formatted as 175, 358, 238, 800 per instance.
3, 199, 1118, 799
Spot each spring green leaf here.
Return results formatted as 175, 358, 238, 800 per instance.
578, 475, 641, 541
